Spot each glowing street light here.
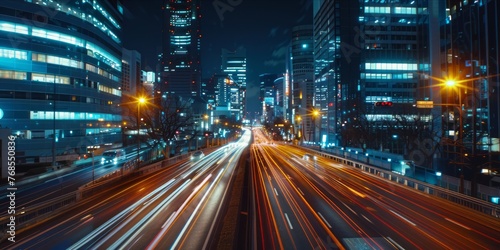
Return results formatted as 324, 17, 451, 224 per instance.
445, 78, 465, 193
136, 96, 146, 169
312, 109, 321, 148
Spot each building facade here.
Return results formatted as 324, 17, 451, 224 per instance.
314, 0, 444, 168
0, 0, 124, 166
121, 48, 141, 96
212, 73, 241, 121
259, 73, 278, 124
161, 0, 201, 99
221, 47, 246, 120
290, 25, 315, 143
442, 0, 500, 175
274, 76, 285, 120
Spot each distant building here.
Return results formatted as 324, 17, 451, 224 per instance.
141, 70, 156, 97
290, 25, 314, 142
259, 73, 279, 124
221, 48, 246, 119
274, 76, 285, 119
161, 0, 202, 99
0, 0, 124, 166
211, 74, 242, 121
121, 49, 141, 96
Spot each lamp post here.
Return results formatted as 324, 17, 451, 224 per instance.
445, 79, 465, 193
312, 109, 320, 149
91, 148, 95, 183
203, 114, 210, 146
137, 97, 146, 169
296, 115, 302, 145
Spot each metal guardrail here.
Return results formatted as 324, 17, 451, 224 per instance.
0, 192, 77, 241
314, 150, 500, 218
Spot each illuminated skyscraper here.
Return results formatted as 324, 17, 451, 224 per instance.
161, 0, 202, 99
221, 48, 246, 120
443, 0, 500, 177
222, 48, 247, 89
259, 73, 278, 124
290, 25, 314, 142
0, 0, 124, 168
314, 0, 442, 168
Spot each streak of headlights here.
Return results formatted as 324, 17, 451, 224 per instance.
147, 173, 214, 250
68, 178, 178, 249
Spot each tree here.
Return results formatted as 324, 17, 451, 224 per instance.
147, 94, 200, 158
341, 107, 373, 152
392, 111, 441, 168
123, 91, 200, 159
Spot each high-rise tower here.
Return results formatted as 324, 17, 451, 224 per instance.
314, 0, 442, 168
291, 25, 314, 143
161, 0, 202, 99
221, 48, 246, 120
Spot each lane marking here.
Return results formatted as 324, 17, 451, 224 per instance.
445, 217, 471, 230
285, 213, 293, 230
297, 187, 305, 196
274, 188, 278, 196
361, 214, 373, 224
318, 212, 332, 228
386, 237, 405, 250
342, 201, 357, 215
390, 210, 416, 226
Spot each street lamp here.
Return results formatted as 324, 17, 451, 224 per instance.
445, 79, 465, 193
296, 115, 302, 144
445, 79, 463, 143
137, 97, 146, 169
445, 79, 463, 147
203, 114, 210, 146
312, 109, 320, 149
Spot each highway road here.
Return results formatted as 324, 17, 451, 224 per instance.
2, 131, 251, 249
249, 128, 500, 249
0, 146, 151, 217
2, 128, 499, 249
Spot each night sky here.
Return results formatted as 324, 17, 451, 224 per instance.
120, 0, 313, 116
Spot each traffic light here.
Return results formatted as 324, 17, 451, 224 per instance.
374, 101, 393, 107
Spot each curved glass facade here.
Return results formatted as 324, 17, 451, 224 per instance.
0, 0, 123, 164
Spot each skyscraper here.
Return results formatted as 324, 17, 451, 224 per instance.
313, 0, 365, 149
259, 73, 278, 124
0, 0, 124, 168
290, 25, 314, 143
221, 48, 246, 120
161, 0, 201, 99
121, 49, 141, 96
314, 0, 442, 168
221, 48, 247, 89
443, 0, 500, 177
210, 73, 241, 121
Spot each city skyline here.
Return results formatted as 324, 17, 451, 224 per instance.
120, 0, 313, 115
0, 1, 499, 248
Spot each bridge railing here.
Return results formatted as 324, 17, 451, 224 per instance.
311, 148, 500, 217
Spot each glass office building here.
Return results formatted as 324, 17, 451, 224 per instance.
221, 48, 246, 120
161, 0, 201, 99
290, 25, 315, 143
314, 0, 443, 167
0, 0, 123, 164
